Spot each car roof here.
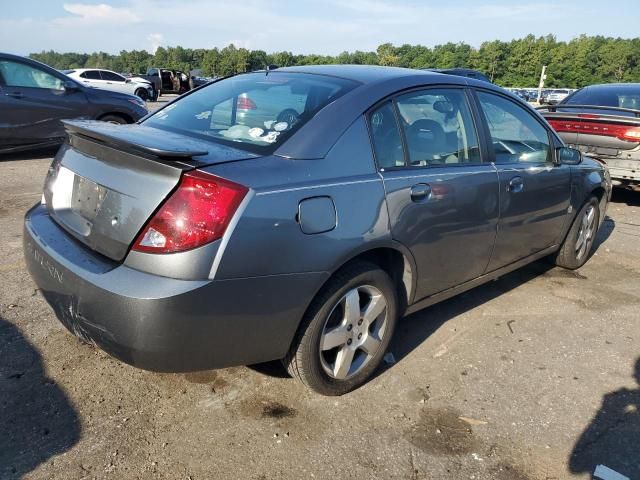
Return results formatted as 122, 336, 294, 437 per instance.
579, 83, 640, 90
72, 68, 114, 73
268, 64, 509, 159
274, 64, 448, 85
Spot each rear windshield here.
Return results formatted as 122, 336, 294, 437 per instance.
143, 72, 359, 153
563, 85, 640, 115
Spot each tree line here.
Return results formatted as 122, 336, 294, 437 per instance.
29, 34, 640, 88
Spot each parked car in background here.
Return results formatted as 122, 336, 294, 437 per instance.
547, 89, 571, 105
527, 90, 539, 103
24, 66, 609, 396
511, 89, 530, 101
189, 69, 213, 89
140, 67, 190, 97
425, 68, 492, 83
0, 53, 148, 153
540, 83, 640, 191
64, 68, 155, 101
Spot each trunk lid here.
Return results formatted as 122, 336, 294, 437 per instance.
540, 105, 640, 154
44, 120, 259, 261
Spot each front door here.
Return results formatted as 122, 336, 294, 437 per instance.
369, 88, 500, 301
474, 90, 571, 270
0, 58, 89, 146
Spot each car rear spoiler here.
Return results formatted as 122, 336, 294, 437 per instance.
62, 119, 209, 160
536, 104, 640, 118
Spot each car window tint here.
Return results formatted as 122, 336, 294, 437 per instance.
101, 71, 124, 82
565, 86, 640, 114
478, 92, 551, 164
144, 72, 357, 154
368, 102, 404, 169
396, 89, 481, 166
0, 60, 64, 90
83, 70, 102, 80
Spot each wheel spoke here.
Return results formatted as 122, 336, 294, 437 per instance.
361, 334, 381, 356
362, 294, 386, 326
344, 289, 361, 325
321, 325, 348, 351
587, 207, 595, 227
577, 238, 587, 259
576, 228, 586, 252
333, 346, 356, 379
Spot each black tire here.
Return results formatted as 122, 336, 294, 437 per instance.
283, 261, 398, 396
99, 114, 128, 125
135, 88, 149, 101
553, 196, 600, 269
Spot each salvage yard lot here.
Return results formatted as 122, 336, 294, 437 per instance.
1, 151, 639, 479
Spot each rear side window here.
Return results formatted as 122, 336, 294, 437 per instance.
0, 60, 64, 90
144, 72, 358, 153
477, 91, 551, 164
369, 102, 404, 169
396, 88, 481, 166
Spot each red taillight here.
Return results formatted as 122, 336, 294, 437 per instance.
548, 119, 640, 143
236, 96, 256, 110
132, 171, 248, 254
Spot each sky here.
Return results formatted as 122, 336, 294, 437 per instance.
1, 0, 639, 55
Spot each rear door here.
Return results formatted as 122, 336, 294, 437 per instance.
372, 87, 500, 301
473, 90, 571, 270
0, 58, 90, 145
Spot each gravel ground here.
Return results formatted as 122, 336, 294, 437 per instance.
0, 147, 638, 480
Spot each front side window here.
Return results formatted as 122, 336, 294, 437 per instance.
477, 91, 551, 164
143, 72, 358, 153
101, 71, 124, 82
368, 102, 404, 169
0, 60, 64, 90
396, 88, 481, 166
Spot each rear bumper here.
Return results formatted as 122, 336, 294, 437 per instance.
605, 158, 640, 184
24, 204, 328, 372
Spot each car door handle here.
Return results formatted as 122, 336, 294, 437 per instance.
410, 183, 431, 202
507, 176, 524, 193
5, 92, 24, 99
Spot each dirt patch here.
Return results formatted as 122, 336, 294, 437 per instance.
543, 269, 588, 280
237, 397, 298, 420
490, 463, 533, 480
406, 407, 478, 455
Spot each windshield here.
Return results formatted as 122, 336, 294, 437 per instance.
143, 72, 359, 153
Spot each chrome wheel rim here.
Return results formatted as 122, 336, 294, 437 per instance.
576, 205, 596, 261
319, 285, 388, 380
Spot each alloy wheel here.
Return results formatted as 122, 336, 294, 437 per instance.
575, 204, 596, 261
319, 285, 388, 380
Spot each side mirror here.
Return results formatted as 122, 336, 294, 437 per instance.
63, 80, 80, 93
125, 78, 131, 83
557, 147, 582, 165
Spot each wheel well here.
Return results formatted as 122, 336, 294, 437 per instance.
591, 186, 607, 215
591, 186, 606, 202
336, 248, 413, 314
97, 112, 133, 123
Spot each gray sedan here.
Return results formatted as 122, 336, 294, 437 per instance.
24, 65, 610, 395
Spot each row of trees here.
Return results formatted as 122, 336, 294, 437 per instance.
30, 34, 640, 88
